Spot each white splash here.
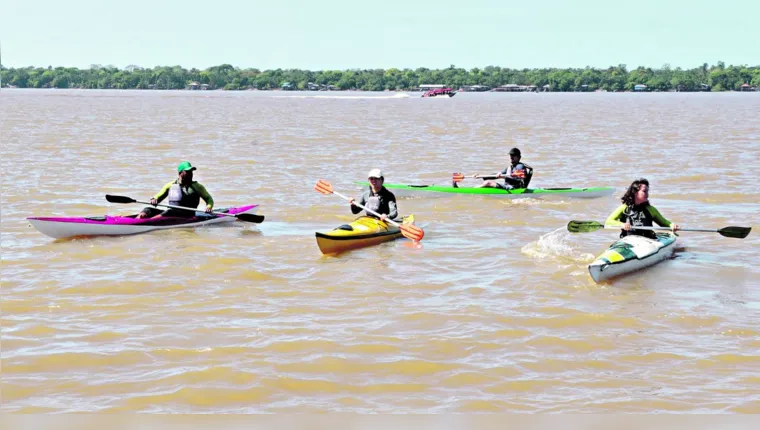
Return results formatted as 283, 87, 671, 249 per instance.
521, 227, 595, 263
505, 198, 570, 206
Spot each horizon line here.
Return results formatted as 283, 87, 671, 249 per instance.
3, 61, 760, 71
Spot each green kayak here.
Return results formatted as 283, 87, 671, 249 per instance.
356, 182, 615, 199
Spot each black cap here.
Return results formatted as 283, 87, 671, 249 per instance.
509, 147, 521, 156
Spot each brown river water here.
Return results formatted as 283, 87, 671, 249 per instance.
1, 89, 759, 413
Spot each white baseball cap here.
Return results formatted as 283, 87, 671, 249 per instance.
367, 168, 384, 179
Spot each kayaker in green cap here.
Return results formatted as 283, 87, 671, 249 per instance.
605, 178, 679, 239
458, 147, 533, 189
349, 168, 398, 221
137, 161, 215, 218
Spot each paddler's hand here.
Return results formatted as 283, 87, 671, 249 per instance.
671, 224, 680, 232
205, 205, 213, 213
349, 198, 356, 206
150, 198, 158, 206
379, 214, 388, 222
623, 222, 632, 231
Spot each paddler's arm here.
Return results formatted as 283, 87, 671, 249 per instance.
646, 206, 671, 227
473, 171, 501, 179
152, 181, 175, 204
350, 192, 366, 215
193, 183, 214, 212
647, 205, 679, 231
386, 194, 398, 220
487, 168, 509, 180
604, 204, 627, 227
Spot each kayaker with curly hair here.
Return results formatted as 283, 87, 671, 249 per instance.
605, 178, 679, 239
349, 169, 398, 221
137, 161, 215, 219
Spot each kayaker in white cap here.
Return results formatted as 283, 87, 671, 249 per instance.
348, 169, 398, 221
605, 178, 680, 239
137, 161, 215, 218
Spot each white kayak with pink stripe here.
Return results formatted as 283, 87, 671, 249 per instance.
27, 205, 259, 239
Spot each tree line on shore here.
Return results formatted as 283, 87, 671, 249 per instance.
1, 62, 758, 92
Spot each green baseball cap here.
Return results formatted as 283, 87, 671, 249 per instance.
177, 161, 197, 172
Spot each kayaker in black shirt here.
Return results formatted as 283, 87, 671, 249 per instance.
605, 178, 680, 239
349, 169, 398, 221
460, 147, 532, 189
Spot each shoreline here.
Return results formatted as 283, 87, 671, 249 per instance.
2, 63, 759, 93
2, 87, 758, 93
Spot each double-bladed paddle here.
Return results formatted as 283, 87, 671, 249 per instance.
452, 171, 525, 183
452, 173, 495, 182
313, 180, 424, 242
567, 220, 751, 239
105, 194, 265, 223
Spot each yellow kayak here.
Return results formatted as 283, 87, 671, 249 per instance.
316, 214, 416, 255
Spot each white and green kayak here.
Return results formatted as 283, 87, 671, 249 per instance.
568, 220, 750, 283
588, 232, 678, 283
356, 182, 614, 199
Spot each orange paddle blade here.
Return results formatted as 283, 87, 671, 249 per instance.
400, 223, 424, 242
314, 179, 333, 195
452, 173, 465, 183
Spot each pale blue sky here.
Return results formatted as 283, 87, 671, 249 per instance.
1, 0, 758, 70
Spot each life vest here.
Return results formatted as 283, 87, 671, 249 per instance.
365, 195, 381, 213
620, 203, 656, 239
168, 181, 202, 209
359, 187, 396, 219
505, 163, 533, 188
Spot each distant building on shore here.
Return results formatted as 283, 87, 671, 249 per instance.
459, 85, 490, 92
187, 81, 210, 90
675, 83, 711, 92
634, 84, 648, 92
490, 84, 538, 92
740, 83, 758, 92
